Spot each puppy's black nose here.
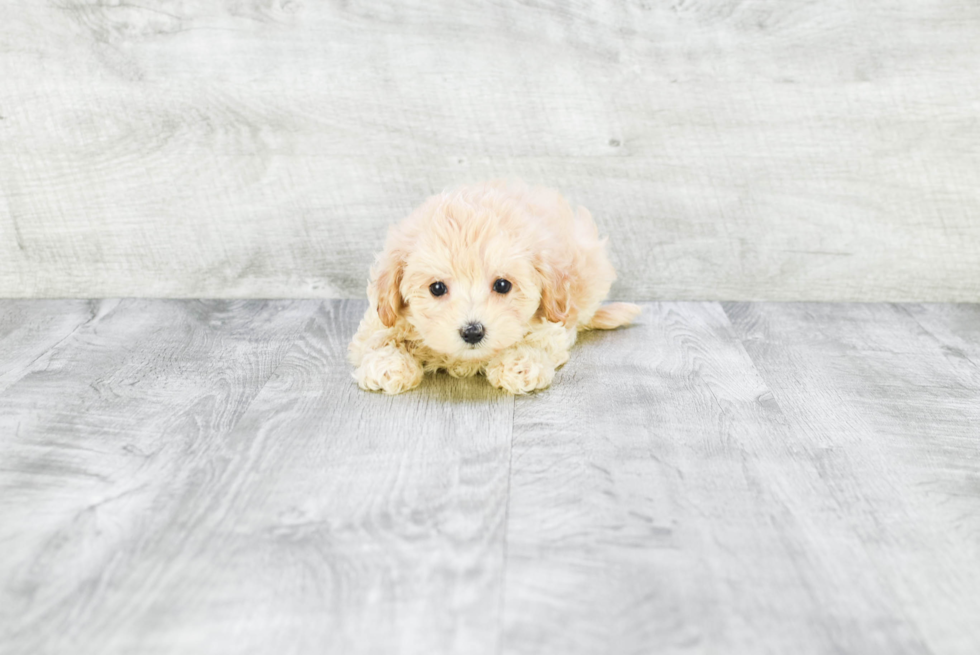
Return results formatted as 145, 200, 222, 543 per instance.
460, 322, 485, 345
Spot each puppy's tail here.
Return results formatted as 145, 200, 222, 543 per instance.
583, 303, 642, 330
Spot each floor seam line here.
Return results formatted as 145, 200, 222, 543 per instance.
494, 392, 517, 655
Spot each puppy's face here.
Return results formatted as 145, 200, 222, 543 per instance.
399, 232, 542, 360
371, 192, 573, 360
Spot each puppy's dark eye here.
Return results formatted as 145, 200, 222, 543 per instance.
429, 281, 448, 297
493, 278, 512, 294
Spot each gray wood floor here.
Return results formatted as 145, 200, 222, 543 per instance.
1, 300, 979, 655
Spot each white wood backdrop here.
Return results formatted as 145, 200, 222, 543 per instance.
1, 1, 978, 300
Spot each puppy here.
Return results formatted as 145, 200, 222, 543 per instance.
349, 182, 640, 394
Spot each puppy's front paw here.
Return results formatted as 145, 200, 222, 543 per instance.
354, 346, 423, 394
485, 350, 555, 395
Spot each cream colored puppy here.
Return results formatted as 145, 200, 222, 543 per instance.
349, 183, 640, 394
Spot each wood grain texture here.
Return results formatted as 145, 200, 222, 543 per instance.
1, 2, 979, 300
2, 300, 980, 654
0, 299, 513, 655
0, 299, 320, 654
0, 300, 97, 394
723, 302, 980, 654
502, 302, 980, 654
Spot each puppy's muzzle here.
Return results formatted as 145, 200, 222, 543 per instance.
460, 322, 485, 345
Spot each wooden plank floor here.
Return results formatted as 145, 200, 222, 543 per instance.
1, 300, 978, 655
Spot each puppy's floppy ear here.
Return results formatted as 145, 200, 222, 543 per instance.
535, 252, 575, 325
370, 242, 407, 328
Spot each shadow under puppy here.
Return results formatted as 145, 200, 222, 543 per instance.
349, 182, 640, 394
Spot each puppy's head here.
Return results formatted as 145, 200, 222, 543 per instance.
370, 187, 571, 360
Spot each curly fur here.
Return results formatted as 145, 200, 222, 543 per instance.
349, 182, 640, 394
